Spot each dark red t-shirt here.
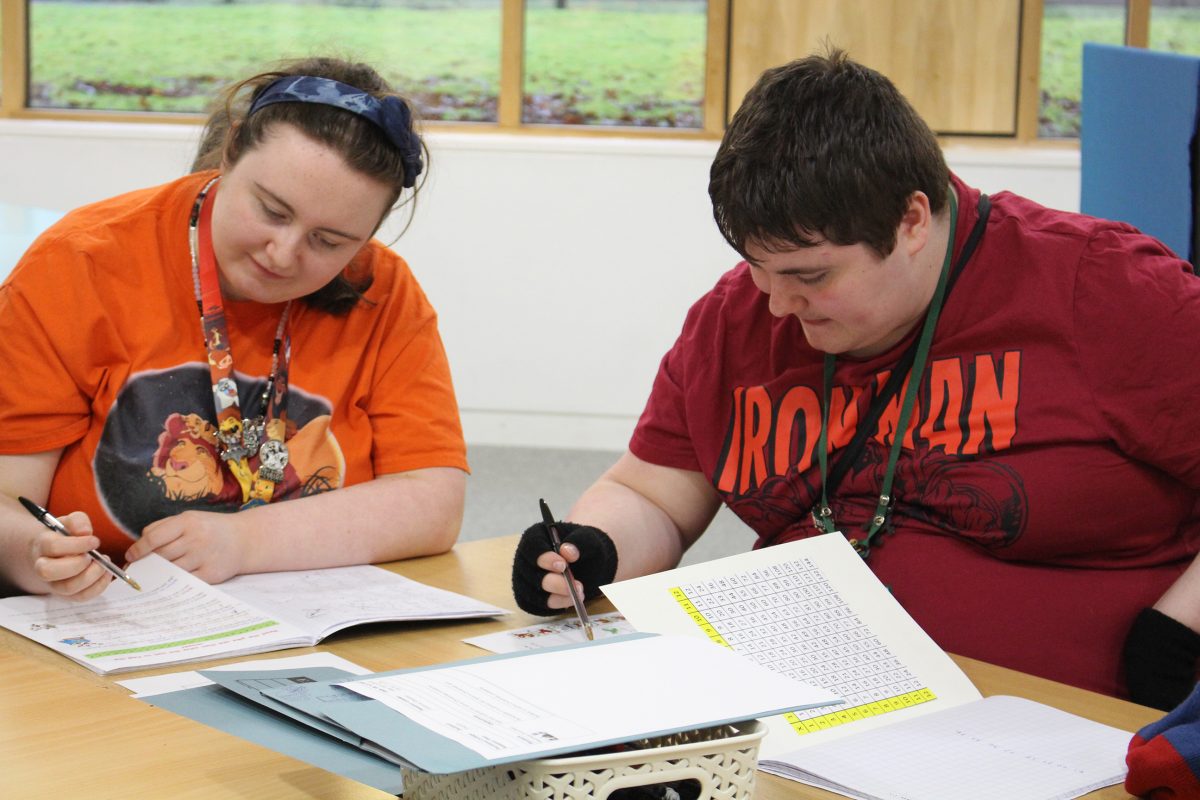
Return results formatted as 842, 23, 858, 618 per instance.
630, 176, 1200, 698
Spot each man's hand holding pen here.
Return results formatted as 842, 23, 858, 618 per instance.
533, 538, 587, 611
511, 506, 619, 621
538, 498, 596, 640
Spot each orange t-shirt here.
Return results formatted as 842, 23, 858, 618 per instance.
0, 171, 467, 555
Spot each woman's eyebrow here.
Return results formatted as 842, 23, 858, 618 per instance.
255, 182, 363, 240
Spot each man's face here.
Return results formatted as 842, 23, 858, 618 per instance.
743, 192, 939, 359
745, 235, 932, 359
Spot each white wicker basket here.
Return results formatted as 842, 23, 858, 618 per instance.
400, 720, 767, 800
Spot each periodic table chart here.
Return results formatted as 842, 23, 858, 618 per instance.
602, 533, 981, 755
668, 556, 935, 735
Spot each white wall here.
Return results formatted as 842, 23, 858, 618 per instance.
0, 120, 1080, 450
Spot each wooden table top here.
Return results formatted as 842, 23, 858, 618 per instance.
0, 535, 1160, 799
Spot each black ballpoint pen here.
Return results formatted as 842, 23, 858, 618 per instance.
18, 496, 142, 591
539, 498, 594, 641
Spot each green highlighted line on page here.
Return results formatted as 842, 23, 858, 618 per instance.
86, 620, 280, 658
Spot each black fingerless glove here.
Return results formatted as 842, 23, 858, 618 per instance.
511, 520, 618, 616
1123, 607, 1200, 711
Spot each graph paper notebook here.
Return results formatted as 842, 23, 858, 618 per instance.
602, 534, 1131, 799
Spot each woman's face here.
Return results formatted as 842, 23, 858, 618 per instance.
210, 123, 393, 304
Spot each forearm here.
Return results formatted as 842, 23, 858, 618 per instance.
0, 499, 47, 594
567, 481, 690, 579
1154, 554, 1200, 631
225, 467, 466, 575
0, 450, 64, 594
567, 453, 721, 581
1122, 552, 1200, 709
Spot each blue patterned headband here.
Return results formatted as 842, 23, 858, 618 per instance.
248, 75, 423, 188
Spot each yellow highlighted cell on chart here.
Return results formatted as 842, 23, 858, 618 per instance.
785, 688, 938, 735
671, 587, 730, 648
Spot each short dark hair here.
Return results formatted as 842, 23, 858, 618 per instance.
192, 57, 426, 315
709, 48, 948, 260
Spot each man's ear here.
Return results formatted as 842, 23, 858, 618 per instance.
897, 190, 933, 258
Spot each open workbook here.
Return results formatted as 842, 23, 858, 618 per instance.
601, 534, 1133, 800
0, 553, 508, 674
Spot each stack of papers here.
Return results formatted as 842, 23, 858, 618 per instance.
0, 554, 509, 673
132, 634, 842, 780
271, 633, 840, 773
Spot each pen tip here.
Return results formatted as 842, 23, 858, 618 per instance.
539, 498, 556, 527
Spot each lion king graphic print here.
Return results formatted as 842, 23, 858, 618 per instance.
95, 365, 345, 536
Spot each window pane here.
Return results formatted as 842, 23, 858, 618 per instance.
1040, 0, 1126, 138
523, 0, 707, 128
1150, 0, 1200, 55
28, 0, 500, 122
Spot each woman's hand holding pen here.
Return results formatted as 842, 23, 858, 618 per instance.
127, 509, 246, 584
28, 510, 113, 601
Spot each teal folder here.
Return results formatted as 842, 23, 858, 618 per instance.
142, 665, 405, 794
263, 633, 842, 775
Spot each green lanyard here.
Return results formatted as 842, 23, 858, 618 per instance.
812, 192, 959, 558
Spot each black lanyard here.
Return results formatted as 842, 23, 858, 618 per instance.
812, 192, 991, 557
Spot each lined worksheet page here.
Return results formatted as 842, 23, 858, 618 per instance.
0, 554, 304, 673
220, 564, 508, 639
764, 694, 1131, 800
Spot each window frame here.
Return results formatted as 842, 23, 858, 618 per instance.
0, 0, 730, 137
0, 0, 1164, 141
